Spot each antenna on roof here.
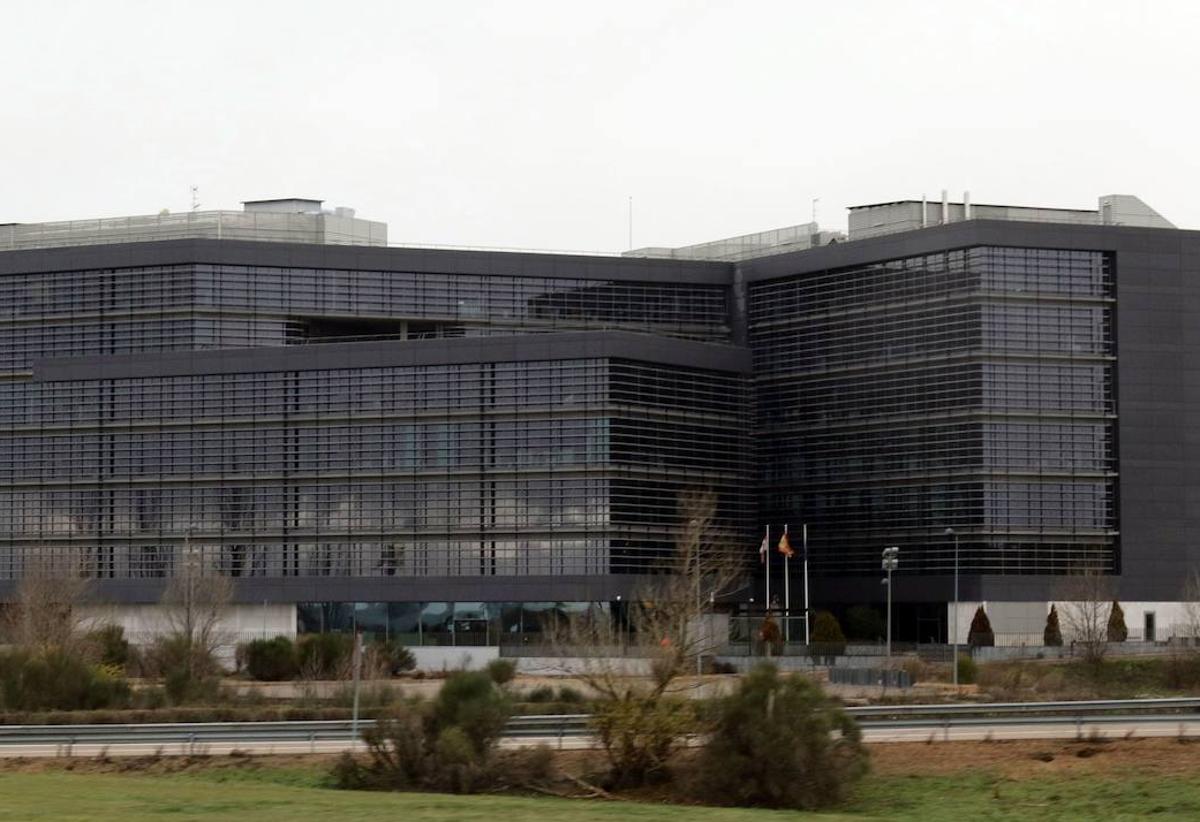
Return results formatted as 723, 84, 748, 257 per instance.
627, 196, 633, 251
190, 185, 200, 212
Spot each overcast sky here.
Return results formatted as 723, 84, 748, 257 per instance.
3, 0, 1199, 251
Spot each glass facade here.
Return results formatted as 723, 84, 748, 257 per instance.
749, 246, 1116, 575
0, 264, 731, 372
0, 233, 1127, 608
0, 253, 750, 591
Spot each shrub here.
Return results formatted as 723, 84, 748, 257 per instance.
145, 634, 223, 705
1107, 601, 1128, 643
0, 649, 132, 711
956, 653, 978, 685
333, 670, 515, 794
693, 663, 868, 810
88, 625, 131, 669
556, 686, 584, 703
845, 605, 885, 642
485, 658, 516, 686
525, 685, 556, 703
900, 656, 926, 686
1044, 605, 1063, 647
373, 640, 416, 676
298, 633, 354, 679
243, 636, 299, 681
590, 696, 695, 788
143, 633, 222, 680
968, 606, 995, 648
758, 615, 783, 656
809, 611, 847, 661
431, 671, 512, 756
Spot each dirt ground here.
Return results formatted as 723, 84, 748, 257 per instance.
3, 737, 1198, 784
869, 737, 1200, 780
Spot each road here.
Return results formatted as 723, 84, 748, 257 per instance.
1, 716, 1198, 758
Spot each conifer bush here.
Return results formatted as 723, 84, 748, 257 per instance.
1044, 604, 1063, 647
694, 663, 868, 810
809, 610, 847, 662
1107, 600, 1128, 642
968, 605, 995, 647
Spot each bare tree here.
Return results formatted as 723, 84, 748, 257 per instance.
548, 487, 745, 786
2, 549, 93, 654
552, 487, 744, 698
159, 543, 234, 677
1056, 569, 1114, 667
1180, 569, 1200, 643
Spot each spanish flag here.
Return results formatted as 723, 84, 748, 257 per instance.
778, 532, 795, 558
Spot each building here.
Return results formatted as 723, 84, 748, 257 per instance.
0, 199, 752, 646
2, 192, 1199, 646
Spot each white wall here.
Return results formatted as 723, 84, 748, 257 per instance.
78, 602, 297, 648
948, 600, 1200, 646
410, 646, 499, 672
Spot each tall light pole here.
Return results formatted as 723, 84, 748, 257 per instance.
882, 546, 899, 664
944, 527, 960, 688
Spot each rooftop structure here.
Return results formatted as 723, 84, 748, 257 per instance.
0, 198, 387, 251
626, 222, 846, 262
848, 192, 1174, 240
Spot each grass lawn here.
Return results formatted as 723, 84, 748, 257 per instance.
2, 767, 1200, 820
0, 771, 826, 821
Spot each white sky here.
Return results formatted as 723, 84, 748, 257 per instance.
3, 0, 1199, 251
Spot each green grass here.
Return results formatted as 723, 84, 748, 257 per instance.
3, 769, 1200, 820
0, 772, 822, 821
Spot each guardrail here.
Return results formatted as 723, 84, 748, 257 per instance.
0, 699, 1197, 749
844, 697, 1200, 718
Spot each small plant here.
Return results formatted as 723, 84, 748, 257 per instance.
590, 695, 695, 787
333, 670, 516, 795
485, 658, 516, 686
297, 633, 354, 679
809, 611, 847, 662
956, 653, 978, 685
144, 634, 223, 705
524, 685, 556, 703
758, 615, 783, 656
845, 605, 885, 642
88, 625, 131, 669
1044, 605, 1063, 647
968, 606, 995, 648
0, 649, 132, 711
371, 639, 416, 676
693, 663, 868, 810
243, 636, 299, 681
1107, 601, 1128, 643
556, 686, 585, 703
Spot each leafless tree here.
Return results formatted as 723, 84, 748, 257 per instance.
159, 544, 234, 677
547, 487, 745, 785
1, 549, 93, 654
551, 486, 744, 699
1179, 570, 1200, 643
1056, 569, 1114, 667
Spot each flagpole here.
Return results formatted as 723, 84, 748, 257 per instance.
764, 524, 770, 620
803, 523, 811, 645
784, 523, 791, 643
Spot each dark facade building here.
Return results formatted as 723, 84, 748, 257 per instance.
2, 193, 1200, 643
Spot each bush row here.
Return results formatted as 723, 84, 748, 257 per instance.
238, 634, 417, 681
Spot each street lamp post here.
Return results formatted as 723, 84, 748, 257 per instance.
944, 527, 960, 688
882, 546, 899, 664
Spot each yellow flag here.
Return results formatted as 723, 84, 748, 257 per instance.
777, 532, 795, 558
